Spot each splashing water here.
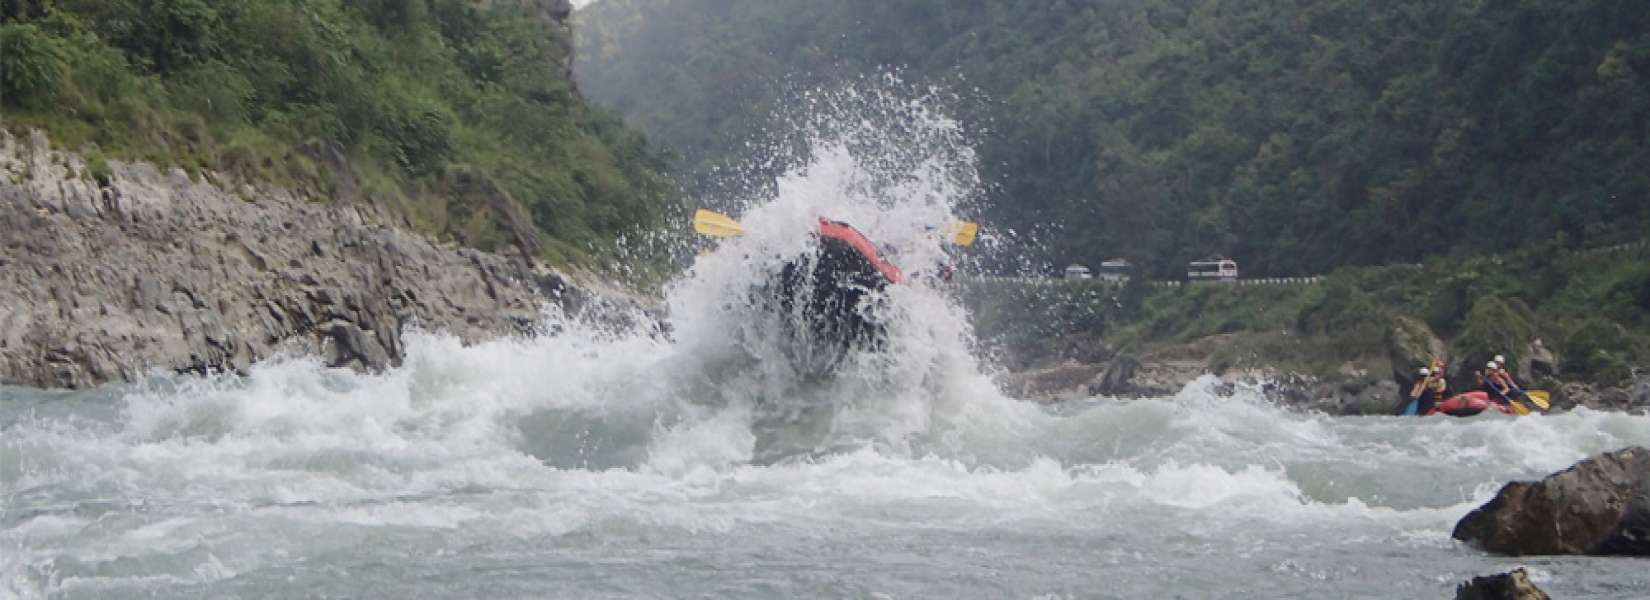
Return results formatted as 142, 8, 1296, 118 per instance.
5, 86, 1650, 599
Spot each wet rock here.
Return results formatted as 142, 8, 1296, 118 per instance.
327, 322, 391, 370
0, 131, 649, 389
999, 360, 1105, 402
1093, 354, 1141, 396
1452, 446, 1650, 556
1256, 375, 1315, 409
1453, 568, 1550, 600
1346, 379, 1400, 415
1629, 375, 1650, 413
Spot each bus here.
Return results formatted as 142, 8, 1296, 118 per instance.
1098, 259, 1133, 283
1187, 258, 1238, 281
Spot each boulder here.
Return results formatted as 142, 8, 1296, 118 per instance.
1093, 354, 1141, 396
1451, 297, 1538, 387
1629, 375, 1650, 413
1346, 379, 1400, 415
1386, 315, 1444, 390
1453, 569, 1550, 600
1523, 338, 1558, 379
1452, 446, 1650, 556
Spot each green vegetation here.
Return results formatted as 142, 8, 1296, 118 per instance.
578, 0, 1650, 277
1, 0, 676, 272
965, 244, 1650, 383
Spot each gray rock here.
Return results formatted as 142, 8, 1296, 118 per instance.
327, 322, 391, 370
1452, 446, 1650, 556
1524, 338, 1558, 379
0, 132, 651, 389
1093, 354, 1141, 396
1454, 568, 1551, 600
1347, 379, 1400, 416
1629, 375, 1650, 412
1386, 315, 1445, 392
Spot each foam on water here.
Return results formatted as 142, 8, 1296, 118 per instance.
4, 83, 1650, 598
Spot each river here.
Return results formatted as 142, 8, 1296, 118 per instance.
5, 87, 1649, 599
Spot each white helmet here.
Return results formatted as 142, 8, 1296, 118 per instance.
1494, 354, 1506, 365
1487, 360, 1498, 369
1418, 367, 1431, 376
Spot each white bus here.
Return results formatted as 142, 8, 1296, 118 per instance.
1063, 264, 1093, 280
1098, 259, 1133, 283
1187, 258, 1238, 281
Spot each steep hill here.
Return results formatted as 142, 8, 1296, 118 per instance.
576, 0, 1650, 277
2, 0, 675, 271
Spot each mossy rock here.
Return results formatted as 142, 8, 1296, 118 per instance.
1452, 296, 1538, 373
1387, 315, 1445, 385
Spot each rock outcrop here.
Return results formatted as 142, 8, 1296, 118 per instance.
0, 131, 640, 389
1452, 446, 1650, 556
1387, 315, 1446, 389
1453, 569, 1551, 600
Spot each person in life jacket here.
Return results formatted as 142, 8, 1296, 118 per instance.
1481, 360, 1515, 406
1493, 354, 1534, 409
1408, 367, 1442, 415
1420, 359, 1449, 413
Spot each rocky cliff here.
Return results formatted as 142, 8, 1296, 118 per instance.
0, 131, 643, 389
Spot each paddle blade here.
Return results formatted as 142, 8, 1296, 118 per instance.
1525, 390, 1551, 411
1509, 401, 1531, 416
693, 209, 745, 237
948, 222, 979, 247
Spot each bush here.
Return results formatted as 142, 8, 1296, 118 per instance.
0, 24, 66, 106
1562, 318, 1639, 385
85, 152, 112, 186
383, 100, 455, 176
1297, 280, 1382, 336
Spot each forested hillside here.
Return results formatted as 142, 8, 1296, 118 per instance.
1, 0, 674, 268
577, 0, 1650, 277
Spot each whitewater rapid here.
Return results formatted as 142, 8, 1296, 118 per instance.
5, 84, 1650, 598
5, 329, 1649, 599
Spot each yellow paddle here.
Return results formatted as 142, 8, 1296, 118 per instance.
947, 222, 979, 247
1524, 390, 1551, 411
692, 209, 980, 246
692, 209, 745, 237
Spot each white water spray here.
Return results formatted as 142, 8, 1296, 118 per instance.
4, 82, 1650, 599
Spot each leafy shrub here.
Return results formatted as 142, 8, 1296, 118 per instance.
0, 24, 66, 106
1297, 281, 1382, 336
85, 151, 112, 187
1562, 318, 1639, 385
2, 0, 674, 268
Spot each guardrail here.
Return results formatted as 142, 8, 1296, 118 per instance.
1573, 240, 1649, 257
962, 238, 1646, 290
960, 275, 1324, 288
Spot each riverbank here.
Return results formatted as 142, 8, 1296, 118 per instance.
966, 253, 1650, 414
0, 131, 650, 389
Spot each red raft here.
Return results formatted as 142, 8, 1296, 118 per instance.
772, 219, 904, 375
1423, 391, 1517, 417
